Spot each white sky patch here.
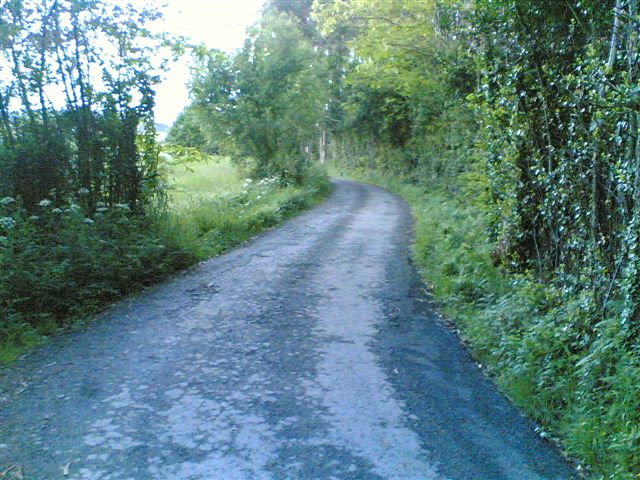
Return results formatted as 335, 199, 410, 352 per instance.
0, 0, 263, 127
151, 0, 265, 126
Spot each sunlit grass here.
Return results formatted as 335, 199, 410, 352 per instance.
162, 160, 330, 261
167, 157, 243, 206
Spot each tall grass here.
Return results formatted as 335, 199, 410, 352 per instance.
169, 159, 244, 202
162, 159, 331, 261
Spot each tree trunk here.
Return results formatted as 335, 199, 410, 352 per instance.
319, 128, 326, 164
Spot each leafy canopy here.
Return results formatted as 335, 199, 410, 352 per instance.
188, 13, 327, 183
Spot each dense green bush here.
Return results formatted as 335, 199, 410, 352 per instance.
0, 1, 164, 213
185, 13, 327, 184
466, 4, 640, 473
0, 197, 172, 354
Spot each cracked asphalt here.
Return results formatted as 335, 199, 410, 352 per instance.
0, 180, 576, 479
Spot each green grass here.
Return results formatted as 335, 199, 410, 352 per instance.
162, 161, 331, 261
0, 159, 330, 363
329, 164, 640, 480
168, 158, 244, 203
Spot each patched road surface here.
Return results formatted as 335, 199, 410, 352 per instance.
0, 180, 576, 479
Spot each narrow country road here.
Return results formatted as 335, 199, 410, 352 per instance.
0, 180, 575, 480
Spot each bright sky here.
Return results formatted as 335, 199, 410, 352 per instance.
153, 0, 265, 126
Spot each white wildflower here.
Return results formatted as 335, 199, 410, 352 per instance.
114, 203, 130, 210
83, 218, 95, 224
68, 203, 81, 211
29, 215, 39, 221
0, 197, 15, 205
0, 217, 16, 229
38, 199, 52, 207
96, 207, 108, 213
78, 188, 90, 195
52, 208, 63, 214
96, 202, 106, 208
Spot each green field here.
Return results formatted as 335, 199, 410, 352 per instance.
168, 158, 244, 206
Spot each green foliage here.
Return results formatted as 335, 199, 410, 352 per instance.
323, 0, 640, 476
0, 159, 330, 362
332, 164, 639, 478
315, 0, 478, 185
184, 13, 327, 184
471, 0, 640, 305
166, 107, 213, 154
161, 143, 217, 170
0, 1, 332, 360
2, 0, 638, 475
0, 196, 175, 359
164, 163, 330, 260
466, 5, 640, 473
0, 0, 167, 212
0, 0, 172, 357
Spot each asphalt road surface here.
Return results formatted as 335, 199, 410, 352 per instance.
0, 180, 577, 480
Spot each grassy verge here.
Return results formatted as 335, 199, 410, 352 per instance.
162, 158, 331, 263
0, 159, 330, 363
330, 164, 640, 480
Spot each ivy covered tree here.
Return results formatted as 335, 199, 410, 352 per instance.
472, 0, 640, 320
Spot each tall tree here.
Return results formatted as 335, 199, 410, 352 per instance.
188, 13, 327, 183
0, 0, 166, 211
